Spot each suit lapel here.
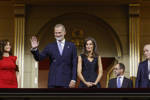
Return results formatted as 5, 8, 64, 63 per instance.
62, 41, 70, 57
55, 41, 70, 57
114, 78, 117, 88
54, 42, 61, 56
121, 77, 127, 88
62, 41, 67, 56
145, 60, 148, 77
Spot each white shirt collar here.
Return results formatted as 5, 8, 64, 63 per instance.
57, 39, 65, 50
117, 75, 124, 79
57, 39, 65, 44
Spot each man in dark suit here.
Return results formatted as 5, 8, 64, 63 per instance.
108, 63, 133, 88
30, 24, 77, 88
136, 44, 150, 88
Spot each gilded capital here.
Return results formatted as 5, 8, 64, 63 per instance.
14, 3, 25, 16
129, 3, 140, 16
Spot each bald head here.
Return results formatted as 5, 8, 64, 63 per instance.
144, 44, 150, 60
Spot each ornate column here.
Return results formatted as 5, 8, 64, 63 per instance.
14, 3, 25, 88
129, 4, 140, 87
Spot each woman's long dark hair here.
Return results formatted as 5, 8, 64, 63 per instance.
82, 37, 99, 58
0, 40, 12, 60
0, 40, 18, 72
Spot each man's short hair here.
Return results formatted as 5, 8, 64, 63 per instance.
54, 24, 66, 32
118, 63, 125, 72
144, 44, 150, 48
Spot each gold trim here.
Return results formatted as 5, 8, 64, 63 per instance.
129, 4, 140, 7
109, 32, 122, 57
106, 60, 118, 88
113, 37, 122, 57
129, 4, 140, 81
14, 3, 25, 87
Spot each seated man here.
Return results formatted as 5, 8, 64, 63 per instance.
108, 63, 133, 88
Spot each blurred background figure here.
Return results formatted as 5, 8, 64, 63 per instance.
108, 63, 133, 88
136, 44, 150, 88
0, 40, 18, 88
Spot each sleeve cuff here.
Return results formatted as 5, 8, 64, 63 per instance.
31, 48, 38, 51
71, 80, 76, 83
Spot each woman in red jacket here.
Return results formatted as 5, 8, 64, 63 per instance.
0, 40, 18, 88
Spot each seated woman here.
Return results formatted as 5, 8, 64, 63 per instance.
0, 40, 18, 88
77, 37, 103, 88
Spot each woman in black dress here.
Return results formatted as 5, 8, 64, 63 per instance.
77, 37, 103, 88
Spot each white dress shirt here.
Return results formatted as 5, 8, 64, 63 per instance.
148, 60, 150, 80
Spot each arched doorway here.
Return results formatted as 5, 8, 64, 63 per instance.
37, 12, 122, 88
